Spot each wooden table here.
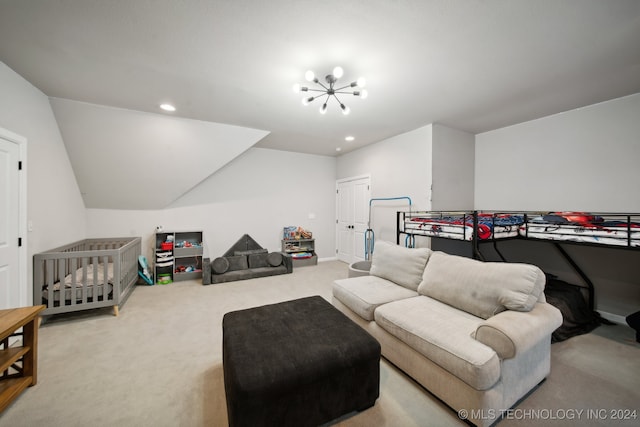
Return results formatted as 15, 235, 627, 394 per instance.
0, 305, 45, 413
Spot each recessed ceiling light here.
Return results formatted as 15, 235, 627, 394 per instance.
345, 136, 355, 142
160, 103, 176, 112
336, 147, 342, 152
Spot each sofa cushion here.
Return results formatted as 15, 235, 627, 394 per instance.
418, 251, 545, 319
267, 252, 283, 267
333, 276, 418, 321
249, 265, 288, 276
212, 257, 229, 274
374, 296, 500, 390
248, 253, 269, 268
226, 255, 249, 272
369, 241, 432, 291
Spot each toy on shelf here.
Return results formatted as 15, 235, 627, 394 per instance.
174, 240, 203, 248
283, 226, 312, 240
175, 265, 199, 273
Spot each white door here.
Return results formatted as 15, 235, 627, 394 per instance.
0, 130, 24, 310
336, 176, 371, 264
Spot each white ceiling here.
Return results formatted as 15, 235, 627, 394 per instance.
1, 0, 639, 209
49, 98, 268, 209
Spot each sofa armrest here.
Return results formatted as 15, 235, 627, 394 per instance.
202, 257, 211, 285
282, 252, 293, 273
474, 302, 562, 359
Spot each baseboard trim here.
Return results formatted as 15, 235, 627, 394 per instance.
318, 257, 338, 263
597, 311, 626, 325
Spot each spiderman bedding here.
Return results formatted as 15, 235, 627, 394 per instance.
521, 212, 640, 247
406, 213, 524, 241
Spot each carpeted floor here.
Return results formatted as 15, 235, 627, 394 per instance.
1, 261, 638, 427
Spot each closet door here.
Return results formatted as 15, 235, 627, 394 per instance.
0, 130, 23, 310
336, 176, 370, 264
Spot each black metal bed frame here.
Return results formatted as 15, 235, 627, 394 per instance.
396, 210, 640, 311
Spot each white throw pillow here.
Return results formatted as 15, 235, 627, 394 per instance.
369, 241, 432, 291
418, 251, 545, 319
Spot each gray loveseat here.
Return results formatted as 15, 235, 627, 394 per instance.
203, 234, 292, 285
332, 241, 562, 427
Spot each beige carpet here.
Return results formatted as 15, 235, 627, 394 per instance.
1, 261, 638, 427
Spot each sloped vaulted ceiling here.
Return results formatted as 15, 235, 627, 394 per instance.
50, 98, 269, 209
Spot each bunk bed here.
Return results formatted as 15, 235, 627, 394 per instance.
397, 211, 640, 311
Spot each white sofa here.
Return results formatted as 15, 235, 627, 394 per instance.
332, 241, 562, 427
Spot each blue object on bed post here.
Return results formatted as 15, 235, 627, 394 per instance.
365, 196, 413, 260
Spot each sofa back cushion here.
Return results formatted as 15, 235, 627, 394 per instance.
226, 255, 249, 272
418, 251, 545, 319
369, 241, 432, 291
235, 249, 268, 256
248, 253, 269, 268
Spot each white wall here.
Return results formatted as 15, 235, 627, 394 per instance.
0, 62, 86, 302
431, 123, 475, 210
87, 148, 337, 261
337, 124, 432, 244
476, 93, 640, 211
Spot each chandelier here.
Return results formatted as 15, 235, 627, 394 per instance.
293, 66, 368, 115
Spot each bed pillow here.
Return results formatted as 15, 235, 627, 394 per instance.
267, 252, 283, 267
369, 241, 432, 291
418, 251, 545, 319
226, 255, 249, 272
211, 257, 229, 274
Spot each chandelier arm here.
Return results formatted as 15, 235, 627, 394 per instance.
305, 88, 330, 93
314, 81, 330, 91
332, 93, 344, 105
311, 94, 331, 105
334, 90, 358, 95
334, 84, 355, 91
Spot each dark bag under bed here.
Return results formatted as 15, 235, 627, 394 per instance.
544, 275, 603, 342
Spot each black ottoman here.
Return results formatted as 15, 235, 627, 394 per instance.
222, 296, 380, 427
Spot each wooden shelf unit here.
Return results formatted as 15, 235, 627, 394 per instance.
0, 305, 45, 413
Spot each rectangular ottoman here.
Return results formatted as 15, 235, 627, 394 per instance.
222, 295, 381, 427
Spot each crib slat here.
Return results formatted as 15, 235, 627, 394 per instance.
81, 257, 88, 305
91, 256, 99, 302
102, 256, 109, 302
45, 259, 54, 310
69, 257, 77, 307
57, 258, 67, 309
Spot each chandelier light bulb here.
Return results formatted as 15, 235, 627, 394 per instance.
305, 70, 315, 82
341, 104, 350, 115
360, 89, 369, 99
333, 66, 344, 79
292, 83, 301, 93
320, 103, 328, 114
356, 77, 367, 88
